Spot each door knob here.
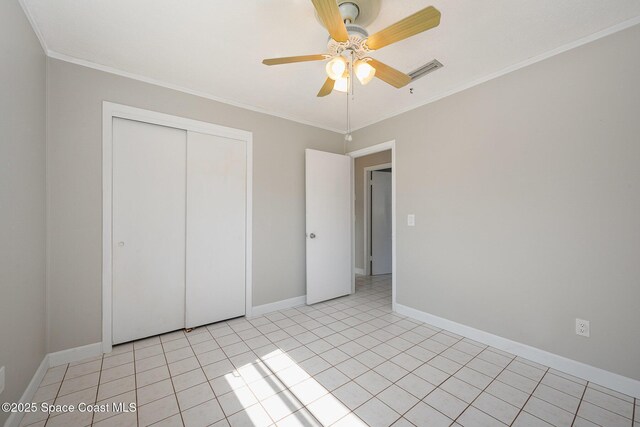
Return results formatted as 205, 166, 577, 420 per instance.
309, 233, 316, 239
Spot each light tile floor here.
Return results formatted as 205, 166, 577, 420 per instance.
22, 275, 638, 427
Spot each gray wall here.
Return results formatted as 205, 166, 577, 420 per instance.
354, 150, 391, 271
0, 1, 47, 423
46, 59, 343, 352
351, 24, 640, 380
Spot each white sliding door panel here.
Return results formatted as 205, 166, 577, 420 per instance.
371, 170, 392, 275
186, 132, 246, 328
112, 118, 187, 344
305, 149, 352, 305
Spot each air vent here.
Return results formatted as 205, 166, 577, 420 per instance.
408, 59, 443, 81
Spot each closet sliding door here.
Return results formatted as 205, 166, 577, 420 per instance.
112, 118, 187, 344
186, 132, 246, 328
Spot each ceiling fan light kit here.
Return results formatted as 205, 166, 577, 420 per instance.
262, 0, 441, 97
262, 0, 441, 141
326, 56, 347, 80
354, 59, 375, 85
334, 75, 350, 93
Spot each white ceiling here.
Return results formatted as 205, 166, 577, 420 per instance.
22, 0, 640, 132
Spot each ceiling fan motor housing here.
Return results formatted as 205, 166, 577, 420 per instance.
345, 24, 368, 39
328, 0, 377, 60
339, 2, 360, 23
337, 0, 381, 27
315, 0, 381, 29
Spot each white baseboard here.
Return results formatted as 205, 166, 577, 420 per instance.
48, 342, 103, 367
395, 303, 640, 398
4, 356, 49, 427
251, 295, 306, 317
354, 268, 365, 275
5, 342, 103, 427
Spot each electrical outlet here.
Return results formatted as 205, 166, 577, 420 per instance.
407, 214, 415, 226
576, 319, 590, 337
0, 366, 5, 395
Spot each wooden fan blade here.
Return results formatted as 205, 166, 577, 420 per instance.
317, 77, 336, 97
262, 55, 327, 66
311, 0, 349, 42
366, 6, 441, 50
368, 59, 411, 88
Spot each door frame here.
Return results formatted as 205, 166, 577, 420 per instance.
364, 163, 392, 276
102, 101, 253, 353
347, 140, 396, 311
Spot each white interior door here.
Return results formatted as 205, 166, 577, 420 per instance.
186, 131, 246, 328
305, 149, 352, 305
112, 118, 186, 344
371, 170, 392, 275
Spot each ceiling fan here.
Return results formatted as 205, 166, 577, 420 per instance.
262, 0, 441, 97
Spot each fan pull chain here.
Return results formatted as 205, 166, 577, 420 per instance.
345, 85, 352, 143
345, 50, 354, 143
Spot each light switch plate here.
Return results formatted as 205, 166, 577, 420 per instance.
407, 214, 415, 226
0, 366, 5, 395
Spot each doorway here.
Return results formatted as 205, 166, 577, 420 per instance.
347, 141, 396, 310
367, 166, 392, 275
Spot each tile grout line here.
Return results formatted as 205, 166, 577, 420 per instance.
262, 290, 397, 425
134, 287, 535, 426
426, 346, 530, 413
578, 384, 637, 424
88, 355, 104, 426
33, 283, 431, 425
417, 340, 512, 423
508, 366, 550, 427
219, 315, 318, 424
134, 335, 197, 424
43, 363, 69, 427
405, 333, 498, 418
191, 315, 314, 424
450, 352, 520, 426
132, 342, 139, 427
315, 284, 492, 424
324, 329, 473, 426
128, 307, 307, 421
185, 325, 243, 426
285, 302, 444, 423
252, 281, 408, 425
34, 278, 635, 427
588, 382, 638, 425
158, 334, 188, 427
37, 283, 480, 425
324, 284, 600, 426
158, 280, 624, 424
373, 334, 471, 424
314, 284, 411, 424
531, 384, 584, 420
570, 380, 589, 427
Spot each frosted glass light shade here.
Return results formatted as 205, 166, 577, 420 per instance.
355, 60, 376, 85
334, 76, 350, 92
326, 56, 347, 80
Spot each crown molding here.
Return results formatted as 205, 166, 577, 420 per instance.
19, 0, 48, 54
352, 16, 640, 131
46, 51, 344, 134
18, 0, 640, 134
